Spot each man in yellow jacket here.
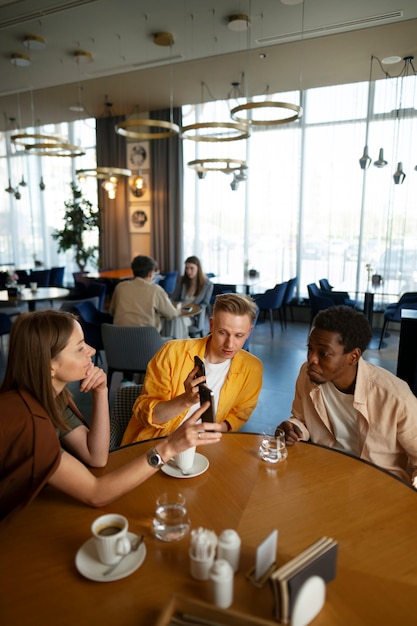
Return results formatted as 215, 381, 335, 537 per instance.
121, 293, 263, 443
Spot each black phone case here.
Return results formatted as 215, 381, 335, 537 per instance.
198, 384, 215, 422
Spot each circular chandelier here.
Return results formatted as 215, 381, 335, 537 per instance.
115, 118, 180, 140
181, 121, 250, 142
76, 167, 131, 200
187, 158, 247, 174
230, 101, 303, 126
25, 142, 85, 157
11, 133, 85, 157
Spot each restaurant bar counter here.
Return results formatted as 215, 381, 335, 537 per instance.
1, 434, 417, 626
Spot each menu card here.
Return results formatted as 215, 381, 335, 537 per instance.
269, 536, 338, 624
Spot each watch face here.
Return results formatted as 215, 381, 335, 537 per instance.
148, 448, 163, 468
149, 454, 160, 467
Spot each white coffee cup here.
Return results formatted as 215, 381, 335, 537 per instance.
91, 513, 131, 565
174, 446, 196, 474
29, 282, 37, 292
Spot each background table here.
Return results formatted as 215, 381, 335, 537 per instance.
1, 435, 417, 626
0, 286, 69, 311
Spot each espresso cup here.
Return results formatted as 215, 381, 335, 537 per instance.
174, 446, 196, 474
29, 282, 37, 292
91, 513, 131, 565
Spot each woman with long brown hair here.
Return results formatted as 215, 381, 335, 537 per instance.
0, 310, 222, 525
171, 256, 214, 336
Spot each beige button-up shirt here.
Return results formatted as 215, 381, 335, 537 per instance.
289, 358, 417, 486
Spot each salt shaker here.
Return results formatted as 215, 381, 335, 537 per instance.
217, 529, 241, 572
209, 559, 234, 609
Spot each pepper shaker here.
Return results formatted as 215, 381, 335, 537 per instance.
209, 559, 234, 609
217, 529, 241, 572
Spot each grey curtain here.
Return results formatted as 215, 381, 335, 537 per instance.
96, 115, 130, 270
150, 108, 183, 273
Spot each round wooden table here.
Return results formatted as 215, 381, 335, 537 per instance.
0, 287, 70, 311
1, 435, 417, 626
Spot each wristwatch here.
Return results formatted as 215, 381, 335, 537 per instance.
146, 446, 166, 469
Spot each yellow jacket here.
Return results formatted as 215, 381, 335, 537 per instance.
121, 335, 263, 443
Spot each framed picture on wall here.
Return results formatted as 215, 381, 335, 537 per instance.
128, 171, 151, 201
129, 203, 151, 234
127, 141, 150, 170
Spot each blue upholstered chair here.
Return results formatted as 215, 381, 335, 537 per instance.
253, 282, 287, 338
159, 271, 178, 295
378, 292, 417, 349
73, 301, 113, 364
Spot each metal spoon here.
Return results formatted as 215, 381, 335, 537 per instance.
102, 534, 144, 577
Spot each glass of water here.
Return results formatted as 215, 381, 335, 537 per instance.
259, 428, 288, 464
152, 492, 190, 542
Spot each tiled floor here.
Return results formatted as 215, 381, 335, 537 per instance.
0, 308, 400, 436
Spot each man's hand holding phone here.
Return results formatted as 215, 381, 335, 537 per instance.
193, 356, 215, 423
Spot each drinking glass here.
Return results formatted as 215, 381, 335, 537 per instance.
259, 428, 288, 463
152, 492, 190, 542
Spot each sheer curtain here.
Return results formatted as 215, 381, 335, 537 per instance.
183, 79, 417, 301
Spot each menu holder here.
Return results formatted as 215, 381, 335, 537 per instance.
269, 537, 338, 625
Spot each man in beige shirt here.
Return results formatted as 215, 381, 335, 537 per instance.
277, 306, 417, 487
109, 255, 180, 332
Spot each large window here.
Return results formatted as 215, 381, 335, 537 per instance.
0, 118, 97, 285
183, 77, 417, 302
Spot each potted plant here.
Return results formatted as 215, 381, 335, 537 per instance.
53, 182, 100, 272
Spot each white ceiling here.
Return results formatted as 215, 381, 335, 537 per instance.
0, 0, 416, 131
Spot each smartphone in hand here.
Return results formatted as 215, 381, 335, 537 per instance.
198, 384, 215, 423
194, 355, 205, 380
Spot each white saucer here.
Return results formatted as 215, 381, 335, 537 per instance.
162, 453, 209, 479
75, 531, 146, 582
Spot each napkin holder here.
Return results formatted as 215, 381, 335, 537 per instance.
269, 536, 338, 625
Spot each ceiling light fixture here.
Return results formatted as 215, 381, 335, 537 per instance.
181, 81, 250, 142
76, 167, 131, 200
25, 141, 86, 157
115, 32, 179, 140
227, 14, 250, 32
231, 3, 304, 127
187, 158, 247, 174
129, 172, 147, 197
23, 34, 46, 50
10, 53, 31, 67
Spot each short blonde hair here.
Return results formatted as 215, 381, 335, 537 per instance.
212, 293, 257, 324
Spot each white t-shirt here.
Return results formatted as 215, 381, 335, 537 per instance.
179, 357, 231, 425
320, 382, 359, 455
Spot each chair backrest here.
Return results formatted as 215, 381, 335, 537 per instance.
84, 280, 107, 311
49, 266, 65, 287
284, 277, 298, 305
102, 324, 164, 382
73, 300, 100, 323
257, 281, 288, 309
159, 271, 179, 295
319, 278, 333, 292
60, 296, 100, 313
15, 269, 30, 287
398, 292, 417, 305
307, 286, 336, 319
0, 312, 12, 336
29, 268, 51, 287
110, 384, 143, 450
307, 283, 321, 298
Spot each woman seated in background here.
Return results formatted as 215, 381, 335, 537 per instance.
171, 255, 214, 337
0, 310, 222, 525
